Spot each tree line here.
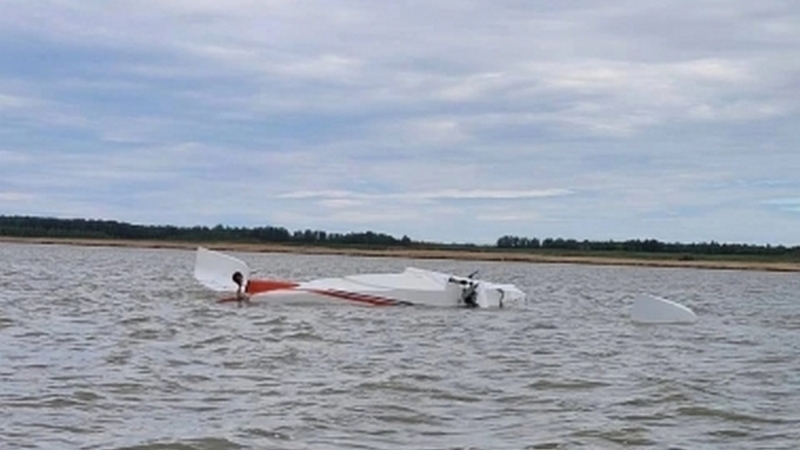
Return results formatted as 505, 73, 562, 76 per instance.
0, 215, 411, 247
495, 235, 799, 256
1, 215, 797, 256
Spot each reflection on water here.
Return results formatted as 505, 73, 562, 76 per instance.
1, 242, 799, 449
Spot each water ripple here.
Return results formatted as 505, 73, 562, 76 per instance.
1, 243, 799, 449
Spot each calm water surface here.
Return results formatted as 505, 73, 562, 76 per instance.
1, 243, 799, 449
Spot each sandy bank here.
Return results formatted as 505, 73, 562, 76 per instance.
2, 236, 799, 272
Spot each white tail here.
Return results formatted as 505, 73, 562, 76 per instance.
193, 247, 250, 292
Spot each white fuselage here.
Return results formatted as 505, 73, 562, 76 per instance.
194, 247, 526, 309
248, 268, 525, 308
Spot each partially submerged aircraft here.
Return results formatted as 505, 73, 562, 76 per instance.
193, 247, 698, 322
193, 247, 527, 309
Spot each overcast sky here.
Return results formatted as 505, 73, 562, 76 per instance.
1, 1, 798, 245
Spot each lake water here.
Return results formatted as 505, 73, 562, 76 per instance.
1, 242, 798, 449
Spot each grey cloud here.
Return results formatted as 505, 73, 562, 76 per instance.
1, 0, 798, 243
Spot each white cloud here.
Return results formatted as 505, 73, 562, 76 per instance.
0, 93, 34, 109
765, 198, 800, 213
278, 189, 571, 201
0, 192, 33, 202
317, 198, 365, 209
0, 0, 798, 244
0, 150, 31, 165
476, 212, 541, 223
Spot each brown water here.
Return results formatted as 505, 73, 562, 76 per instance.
1, 242, 798, 449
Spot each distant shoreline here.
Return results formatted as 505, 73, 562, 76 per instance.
3, 236, 800, 272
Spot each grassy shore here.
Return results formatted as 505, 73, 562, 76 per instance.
3, 236, 799, 272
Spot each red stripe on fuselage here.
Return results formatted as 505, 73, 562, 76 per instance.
307, 289, 410, 306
